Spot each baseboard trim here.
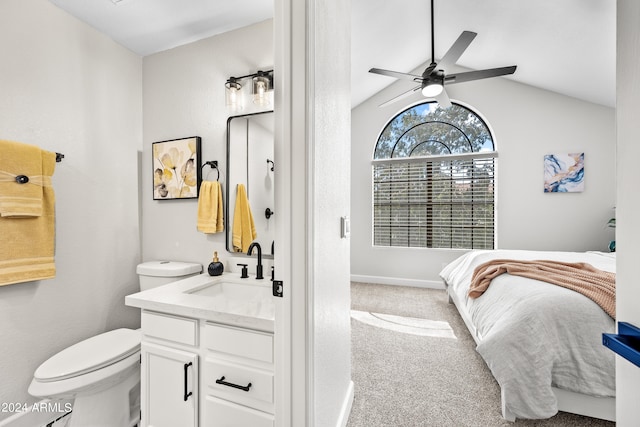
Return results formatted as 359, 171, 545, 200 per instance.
336, 380, 355, 427
0, 399, 72, 427
350, 274, 444, 289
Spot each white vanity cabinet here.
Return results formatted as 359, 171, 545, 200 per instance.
200, 322, 275, 427
140, 311, 199, 427
138, 310, 274, 427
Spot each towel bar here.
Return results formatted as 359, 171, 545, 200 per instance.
603, 322, 640, 368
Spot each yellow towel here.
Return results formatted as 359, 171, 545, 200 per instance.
0, 140, 50, 217
197, 180, 224, 233
0, 140, 56, 286
232, 184, 256, 253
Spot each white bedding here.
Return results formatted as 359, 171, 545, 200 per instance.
440, 249, 615, 420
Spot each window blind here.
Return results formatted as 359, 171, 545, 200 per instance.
373, 155, 496, 249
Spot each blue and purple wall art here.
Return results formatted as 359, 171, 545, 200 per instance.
544, 152, 584, 193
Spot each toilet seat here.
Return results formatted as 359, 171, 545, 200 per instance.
34, 328, 141, 382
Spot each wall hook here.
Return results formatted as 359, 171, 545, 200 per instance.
265, 207, 274, 219
267, 159, 274, 171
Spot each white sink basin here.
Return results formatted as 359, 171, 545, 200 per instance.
126, 273, 275, 331
187, 281, 269, 300
182, 278, 272, 321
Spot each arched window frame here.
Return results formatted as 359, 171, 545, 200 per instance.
372, 101, 497, 249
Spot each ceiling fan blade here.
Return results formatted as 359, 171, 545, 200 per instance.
378, 86, 422, 108
434, 89, 452, 108
369, 68, 422, 82
436, 31, 477, 71
446, 65, 517, 84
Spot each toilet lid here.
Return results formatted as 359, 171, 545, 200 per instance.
34, 328, 141, 382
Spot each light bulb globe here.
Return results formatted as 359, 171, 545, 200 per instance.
422, 82, 443, 97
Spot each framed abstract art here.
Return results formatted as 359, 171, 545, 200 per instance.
152, 136, 202, 200
544, 152, 584, 193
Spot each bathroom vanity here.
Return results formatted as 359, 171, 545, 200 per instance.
125, 273, 275, 427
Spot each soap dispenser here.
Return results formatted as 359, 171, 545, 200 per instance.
207, 251, 224, 276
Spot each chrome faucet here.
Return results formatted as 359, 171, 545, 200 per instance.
247, 242, 264, 279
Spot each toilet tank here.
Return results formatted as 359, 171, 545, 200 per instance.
136, 261, 202, 291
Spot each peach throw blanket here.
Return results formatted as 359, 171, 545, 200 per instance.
469, 259, 616, 318
0, 140, 56, 286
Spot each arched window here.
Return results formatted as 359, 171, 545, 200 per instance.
372, 101, 496, 249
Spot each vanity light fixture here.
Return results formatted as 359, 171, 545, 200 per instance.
224, 69, 274, 111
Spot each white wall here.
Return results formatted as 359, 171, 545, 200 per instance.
277, 0, 353, 424
309, 2, 353, 426
0, 0, 142, 419
141, 20, 274, 271
351, 69, 616, 287
615, 2, 640, 425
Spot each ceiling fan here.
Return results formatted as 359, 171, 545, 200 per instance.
369, 0, 517, 108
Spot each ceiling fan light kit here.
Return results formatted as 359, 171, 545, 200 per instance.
370, 0, 517, 108
422, 80, 443, 97
421, 84, 442, 97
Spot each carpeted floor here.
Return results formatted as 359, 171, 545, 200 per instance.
347, 282, 616, 427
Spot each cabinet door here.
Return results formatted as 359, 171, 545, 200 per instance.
141, 342, 198, 427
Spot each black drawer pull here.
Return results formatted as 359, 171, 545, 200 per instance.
215, 376, 252, 392
183, 362, 193, 401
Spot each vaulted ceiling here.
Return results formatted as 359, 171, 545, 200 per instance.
48, 0, 616, 108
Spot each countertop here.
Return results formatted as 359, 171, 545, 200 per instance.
125, 272, 275, 333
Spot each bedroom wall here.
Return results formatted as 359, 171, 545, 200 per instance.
351, 69, 616, 287
0, 0, 142, 419
615, 1, 640, 424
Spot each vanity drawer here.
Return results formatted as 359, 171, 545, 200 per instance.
141, 311, 198, 346
204, 358, 274, 406
203, 323, 273, 364
203, 395, 274, 427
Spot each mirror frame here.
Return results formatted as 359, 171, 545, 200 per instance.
225, 110, 275, 257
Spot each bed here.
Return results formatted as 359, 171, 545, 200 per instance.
439, 249, 616, 422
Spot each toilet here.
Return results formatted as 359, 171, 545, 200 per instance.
28, 261, 202, 427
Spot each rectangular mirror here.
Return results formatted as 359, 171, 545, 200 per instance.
226, 111, 274, 257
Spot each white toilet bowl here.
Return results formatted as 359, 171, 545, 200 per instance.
28, 328, 141, 427
28, 261, 202, 427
